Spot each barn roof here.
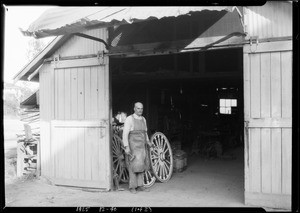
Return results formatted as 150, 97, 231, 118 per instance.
21, 6, 238, 38
14, 6, 242, 83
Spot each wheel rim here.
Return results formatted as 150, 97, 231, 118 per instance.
143, 170, 156, 188
112, 134, 129, 183
150, 132, 173, 182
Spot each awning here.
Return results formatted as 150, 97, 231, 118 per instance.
22, 6, 238, 38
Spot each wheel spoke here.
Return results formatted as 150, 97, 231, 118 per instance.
112, 142, 117, 152
161, 164, 165, 179
165, 158, 170, 167
158, 135, 162, 147
165, 158, 171, 166
153, 138, 158, 147
163, 147, 169, 155
151, 155, 159, 160
113, 158, 119, 164
155, 135, 160, 147
163, 163, 169, 178
151, 148, 159, 156
162, 139, 167, 151
153, 159, 159, 168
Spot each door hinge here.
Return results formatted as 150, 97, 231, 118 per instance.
249, 36, 259, 53
97, 51, 106, 65
51, 54, 60, 67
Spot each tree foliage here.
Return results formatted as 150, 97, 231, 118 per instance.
25, 38, 46, 61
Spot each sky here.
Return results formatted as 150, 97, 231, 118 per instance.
3, 6, 55, 84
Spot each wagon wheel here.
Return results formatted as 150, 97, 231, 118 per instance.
112, 134, 129, 183
150, 132, 173, 182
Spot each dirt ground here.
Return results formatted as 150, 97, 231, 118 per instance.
3, 118, 287, 210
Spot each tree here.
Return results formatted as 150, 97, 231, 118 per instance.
25, 38, 46, 61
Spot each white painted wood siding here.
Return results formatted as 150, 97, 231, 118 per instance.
244, 40, 292, 209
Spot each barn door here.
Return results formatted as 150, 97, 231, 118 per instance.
243, 40, 292, 209
49, 57, 112, 189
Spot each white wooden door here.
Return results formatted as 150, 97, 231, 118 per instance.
49, 57, 112, 189
243, 40, 292, 209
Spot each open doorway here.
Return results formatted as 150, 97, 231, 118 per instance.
110, 47, 244, 203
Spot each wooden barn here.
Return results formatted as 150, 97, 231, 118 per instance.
14, 3, 293, 209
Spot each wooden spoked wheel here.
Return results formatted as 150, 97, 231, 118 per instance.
112, 134, 129, 183
150, 132, 173, 182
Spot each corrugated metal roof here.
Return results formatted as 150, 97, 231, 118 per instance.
22, 6, 237, 38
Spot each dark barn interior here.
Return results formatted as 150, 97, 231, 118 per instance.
109, 10, 245, 194
110, 47, 244, 158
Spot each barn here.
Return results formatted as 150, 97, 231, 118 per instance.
14, 3, 293, 209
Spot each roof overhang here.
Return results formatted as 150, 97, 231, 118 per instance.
21, 6, 239, 38
14, 6, 243, 83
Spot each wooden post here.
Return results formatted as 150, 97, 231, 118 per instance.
24, 124, 32, 140
36, 139, 41, 176
17, 142, 24, 177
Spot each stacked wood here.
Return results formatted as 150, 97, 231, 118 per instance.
17, 108, 40, 177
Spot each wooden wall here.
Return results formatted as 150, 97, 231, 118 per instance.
244, 40, 292, 209
244, 2, 292, 38
53, 28, 107, 57
39, 27, 111, 189
54, 66, 107, 120
40, 63, 53, 177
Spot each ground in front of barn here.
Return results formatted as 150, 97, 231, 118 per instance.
3, 119, 287, 210
5, 148, 246, 207
6, 134, 244, 209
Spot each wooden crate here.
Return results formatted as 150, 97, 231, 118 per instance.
173, 150, 187, 173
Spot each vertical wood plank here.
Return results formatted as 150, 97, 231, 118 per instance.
78, 127, 85, 180
243, 52, 251, 192
90, 66, 98, 119
54, 69, 58, 119
98, 66, 105, 119
91, 128, 99, 181
71, 68, 78, 120
84, 128, 92, 180
84, 67, 91, 119
60, 128, 66, 179
270, 52, 281, 118
64, 128, 71, 179
281, 52, 292, 118
282, 128, 292, 194
250, 128, 261, 192
99, 127, 105, 182
77, 67, 85, 119
71, 128, 78, 180
260, 53, 271, 118
261, 128, 272, 193
250, 54, 261, 118
271, 128, 282, 194
44, 123, 51, 177
64, 69, 71, 120
53, 127, 59, 178
58, 69, 65, 120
